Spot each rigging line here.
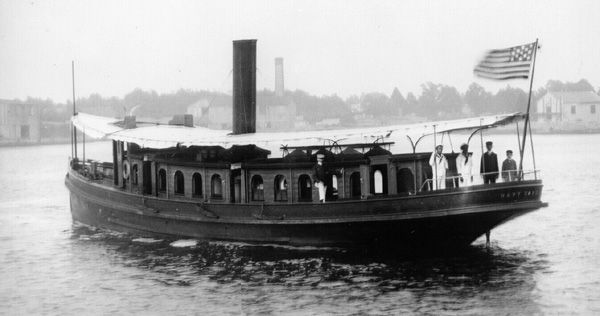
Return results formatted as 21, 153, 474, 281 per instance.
528, 118, 537, 179
208, 69, 233, 108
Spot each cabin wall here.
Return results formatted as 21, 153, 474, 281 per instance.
115, 155, 438, 203
242, 165, 353, 203
151, 162, 157, 196
392, 160, 419, 194
128, 159, 143, 195
360, 165, 370, 198
340, 166, 361, 198
153, 164, 232, 203
388, 164, 398, 195
247, 169, 288, 203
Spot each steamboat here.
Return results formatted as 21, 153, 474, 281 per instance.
65, 40, 547, 249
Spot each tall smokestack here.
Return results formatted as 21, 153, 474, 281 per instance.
232, 39, 257, 135
275, 57, 284, 97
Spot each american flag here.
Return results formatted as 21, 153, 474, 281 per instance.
474, 42, 536, 80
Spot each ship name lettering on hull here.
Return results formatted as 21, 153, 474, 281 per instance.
500, 190, 539, 199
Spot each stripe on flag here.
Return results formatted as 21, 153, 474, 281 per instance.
474, 43, 535, 80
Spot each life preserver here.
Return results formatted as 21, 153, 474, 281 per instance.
123, 159, 130, 179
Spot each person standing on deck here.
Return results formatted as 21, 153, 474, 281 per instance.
429, 145, 448, 190
456, 143, 473, 187
313, 154, 328, 202
502, 150, 518, 182
480, 141, 499, 184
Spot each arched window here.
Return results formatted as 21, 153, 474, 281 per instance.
328, 175, 339, 200
211, 174, 222, 198
397, 168, 415, 194
174, 171, 184, 195
274, 175, 287, 201
374, 170, 383, 194
298, 174, 312, 202
350, 172, 361, 197
251, 175, 264, 201
192, 173, 203, 197
158, 169, 167, 192
132, 164, 138, 185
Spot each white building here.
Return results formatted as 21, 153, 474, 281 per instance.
0, 101, 42, 144
536, 91, 600, 126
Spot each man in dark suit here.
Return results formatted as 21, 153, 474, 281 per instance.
480, 141, 499, 184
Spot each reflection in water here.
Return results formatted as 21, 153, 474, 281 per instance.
71, 225, 546, 313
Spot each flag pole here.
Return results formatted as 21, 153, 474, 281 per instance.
518, 39, 539, 180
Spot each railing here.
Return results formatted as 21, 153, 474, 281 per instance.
69, 157, 114, 180
419, 170, 542, 192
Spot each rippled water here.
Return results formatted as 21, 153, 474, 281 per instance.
1, 134, 599, 315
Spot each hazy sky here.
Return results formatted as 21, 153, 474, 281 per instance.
1, 0, 599, 103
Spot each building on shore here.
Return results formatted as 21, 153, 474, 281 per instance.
0, 100, 42, 144
536, 91, 600, 130
199, 57, 298, 131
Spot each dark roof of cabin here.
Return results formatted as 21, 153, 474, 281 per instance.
309, 148, 336, 162
365, 146, 392, 157
338, 147, 364, 159
219, 145, 271, 163
284, 149, 310, 162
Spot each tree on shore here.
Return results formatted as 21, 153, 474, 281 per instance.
13, 78, 597, 125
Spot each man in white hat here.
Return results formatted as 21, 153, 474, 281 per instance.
313, 154, 328, 202
456, 143, 473, 187
429, 144, 448, 190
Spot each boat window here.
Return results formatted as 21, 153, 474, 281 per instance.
232, 175, 241, 203
370, 166, 388, 194
274, 175, 288, 201
158, 169, 167, 192
298, 174, 312, 202
397, 168, 415, 194
132, 164, 138, 185
349, 172, 361, 197
327, 175, 339, 200
192, 173, 203, 197
174, 171, 184, 195
251, 175, 264, 201
211, 174, 222, 198
374, 170, 383, 194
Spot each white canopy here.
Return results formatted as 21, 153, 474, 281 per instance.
72, 112, 525, 149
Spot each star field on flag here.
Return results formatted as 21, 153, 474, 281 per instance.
474, 42, 536, 80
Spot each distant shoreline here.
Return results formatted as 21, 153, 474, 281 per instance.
0, 137, 104, 148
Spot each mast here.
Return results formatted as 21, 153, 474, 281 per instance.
72, 61, 78, 162
518, 39, 539, 179
433, 125, 437, 190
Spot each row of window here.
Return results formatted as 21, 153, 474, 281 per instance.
570, 104, 596, 114
545, 104, 597, 114
128, 163, 414, 200
156, 170, 305, 201
148, 169, 366, 202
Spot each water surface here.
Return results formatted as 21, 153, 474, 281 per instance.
1, 134, 599, 315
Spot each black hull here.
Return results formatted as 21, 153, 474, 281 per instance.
66, 169, 546, 249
